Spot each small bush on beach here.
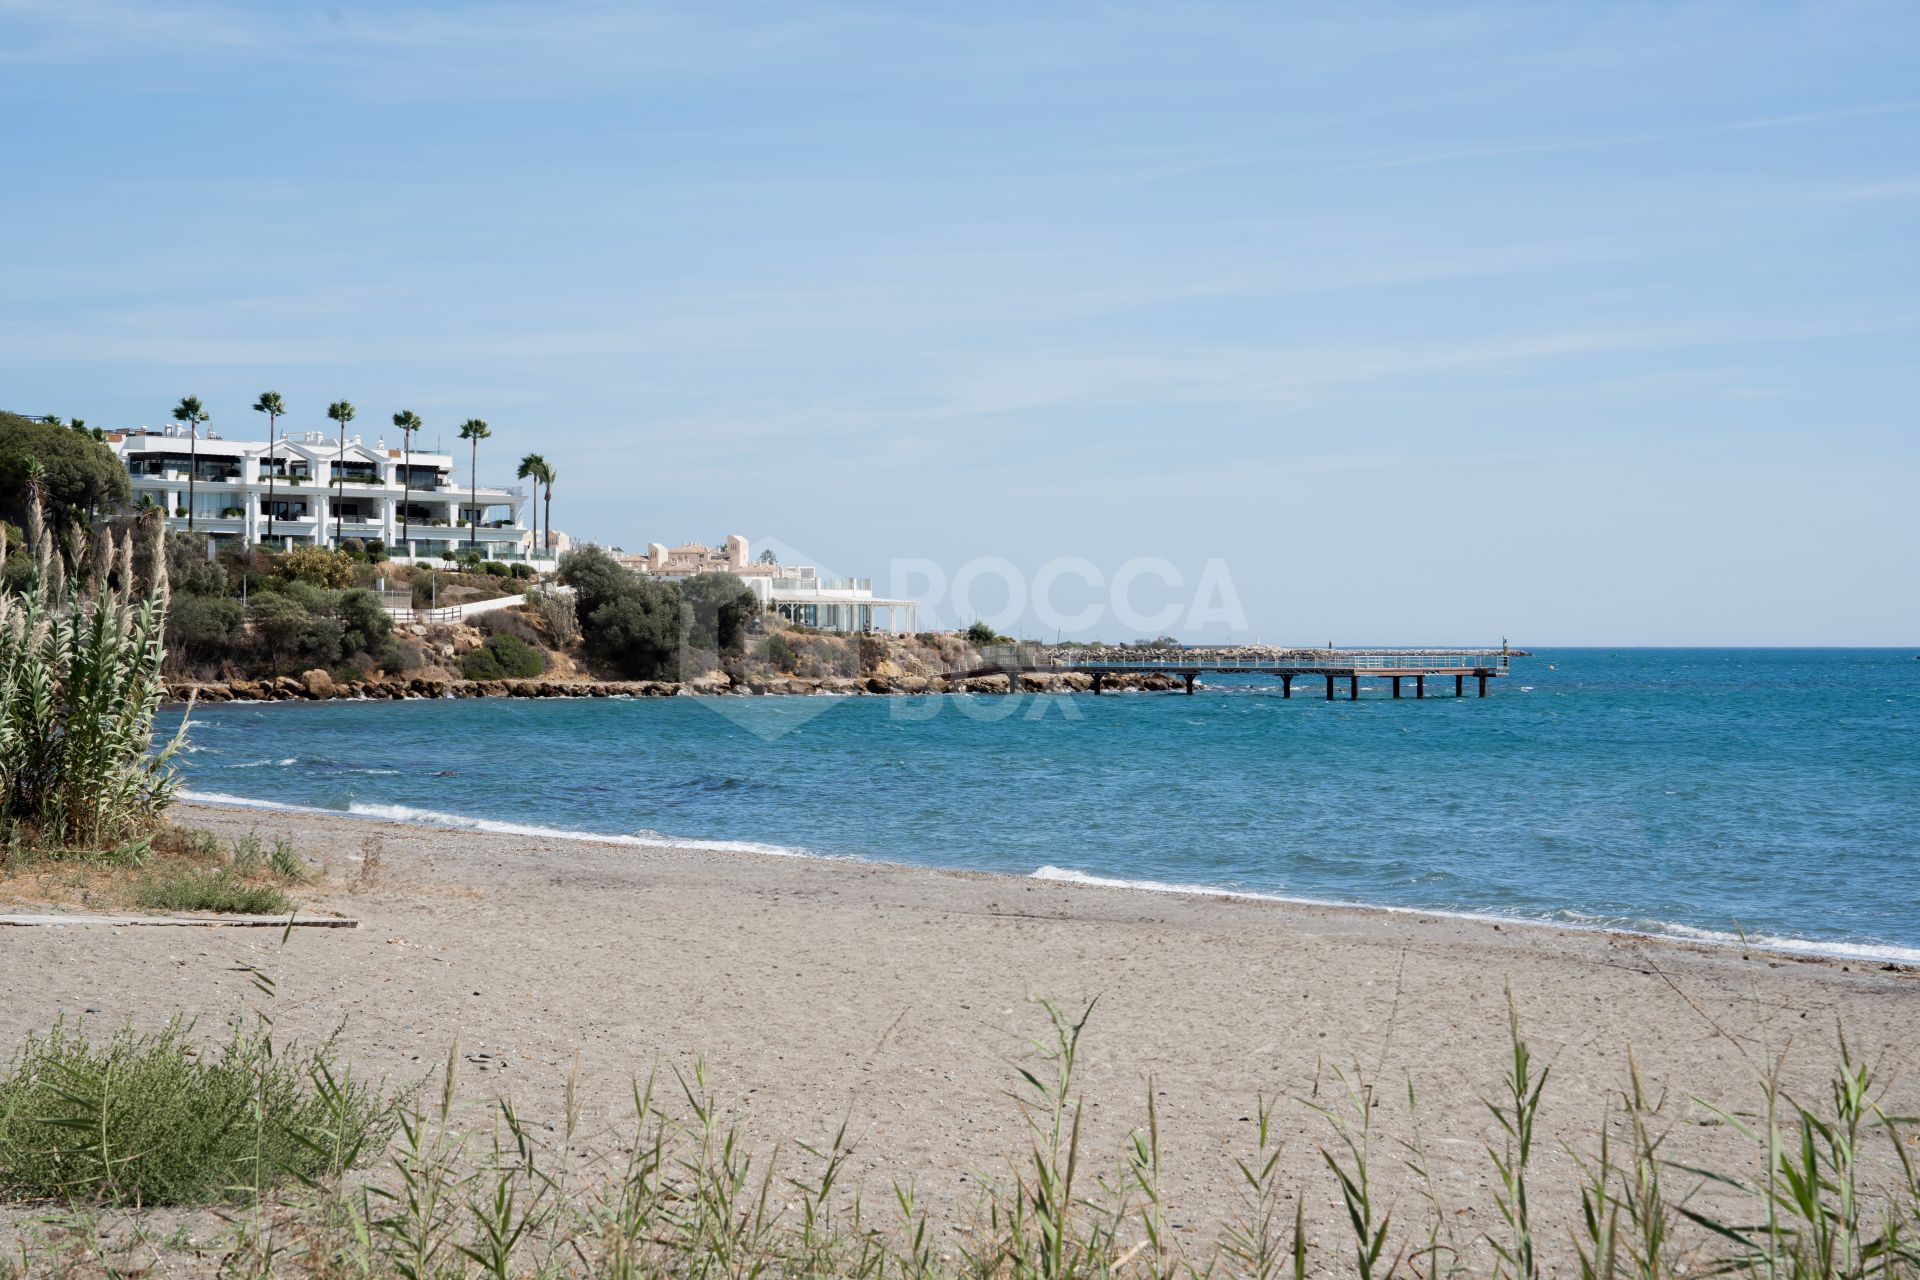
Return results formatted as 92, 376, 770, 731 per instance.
132, 865, 292, 914
0, 1019, 392, 1206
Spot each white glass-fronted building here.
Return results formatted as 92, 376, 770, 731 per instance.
107, 425, 542, 563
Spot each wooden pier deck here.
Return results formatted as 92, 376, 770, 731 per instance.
959, 646, 1516, 699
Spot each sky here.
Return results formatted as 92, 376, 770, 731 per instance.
2, 1, 1916, 645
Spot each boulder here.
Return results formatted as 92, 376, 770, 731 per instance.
300, 669, 335, 699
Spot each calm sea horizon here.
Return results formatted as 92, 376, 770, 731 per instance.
162, 648, 1920, 963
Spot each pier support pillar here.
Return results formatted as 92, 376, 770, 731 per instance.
1325, 674, 1335, 701
1478, 673, 1488, 698
1455, 675, 1464, 697
1183, 673, 1196, 696
1091, 672, 1103, 695
1348, 674, 1359, 701
1392, 677, 1402, 699
1281, 674, 1293, 699
1416, 675, 1425, 699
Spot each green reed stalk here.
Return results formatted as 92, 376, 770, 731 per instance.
0, 484, 185, 855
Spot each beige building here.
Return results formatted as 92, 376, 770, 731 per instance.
619, 535, 918, 634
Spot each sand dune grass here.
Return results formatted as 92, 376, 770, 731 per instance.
3, 993, 1917, 1279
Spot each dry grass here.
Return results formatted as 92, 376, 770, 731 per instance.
3, 995, 1917, 1279
0, 824, 311, 916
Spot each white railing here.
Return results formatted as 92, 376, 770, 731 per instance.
387, 594, 531, 624
982, 645, 1511, 672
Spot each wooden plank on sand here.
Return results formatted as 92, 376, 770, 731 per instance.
0, 914, 358, 928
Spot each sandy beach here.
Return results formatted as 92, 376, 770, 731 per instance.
6, 800, 1919, 1264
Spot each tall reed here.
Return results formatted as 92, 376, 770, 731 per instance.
0, 483, 185, 854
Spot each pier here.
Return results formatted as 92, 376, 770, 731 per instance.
962, 646, 1515, 699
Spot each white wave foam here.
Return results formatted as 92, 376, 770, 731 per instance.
174, 792, 1919, 968
1032, 865, 1294, 902
1029, 866, 1920, 967
228, 757, 299, 768
179, 790, 814, 859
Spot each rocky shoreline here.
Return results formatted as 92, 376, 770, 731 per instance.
165, 668, 1186, 704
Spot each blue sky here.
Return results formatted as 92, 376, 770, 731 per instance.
3, 1, 1916, 644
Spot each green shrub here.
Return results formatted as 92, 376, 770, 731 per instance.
247, 592, 311, 672
509, 561, 534, 579
488, 631, 544, 677
377, 638, 421, 673
559, 545, 682, 678
481, 560, 509, 577
364, 538, 387, 563
966, 619, 1004, 646
461, 632, 545, 680
166, 593, 245, 665
680, 571, 759, 656
460, 645, 503, 680
133, 866, 292, 915
301, 615, 345, 667
337, 587, 394, 657
280, 546, 356, 589
585, 589, 679, 678
164, 531, 228, 597
0, 1019, 392, 1205
526, 584, 580, 646
763, 633, 798, 672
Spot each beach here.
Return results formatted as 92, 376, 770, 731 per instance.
7, 799, 1917, 1265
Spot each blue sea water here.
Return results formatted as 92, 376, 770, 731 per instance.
162, 649, 1920, 962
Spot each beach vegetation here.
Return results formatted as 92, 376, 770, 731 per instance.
4, 996, 1918, 1277
459, 632, 545, 680
132, 864, 294, 914
0, 1018, 392, 1206
0, 484, 183, 855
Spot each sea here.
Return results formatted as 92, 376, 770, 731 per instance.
161, 649, 1920, 964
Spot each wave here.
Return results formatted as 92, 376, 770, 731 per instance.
174, 792, 1920, 968
1030, 865, 1920, 967
227, 757, 299, 768
178, 790, 814, 859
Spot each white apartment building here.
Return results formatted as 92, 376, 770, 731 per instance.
107, 425, 541, 563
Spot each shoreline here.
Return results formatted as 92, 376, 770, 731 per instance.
176, 789, 1920, 971
163, 668, 1183, 704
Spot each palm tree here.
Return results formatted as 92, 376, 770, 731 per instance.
458, 418, 491, 556
326, 400, 356, 545
540, 463, 556, 554
252, 392, 286, 546
516, 452, 550, 560
171, 396, 208, 531
393, 410, 423, 553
